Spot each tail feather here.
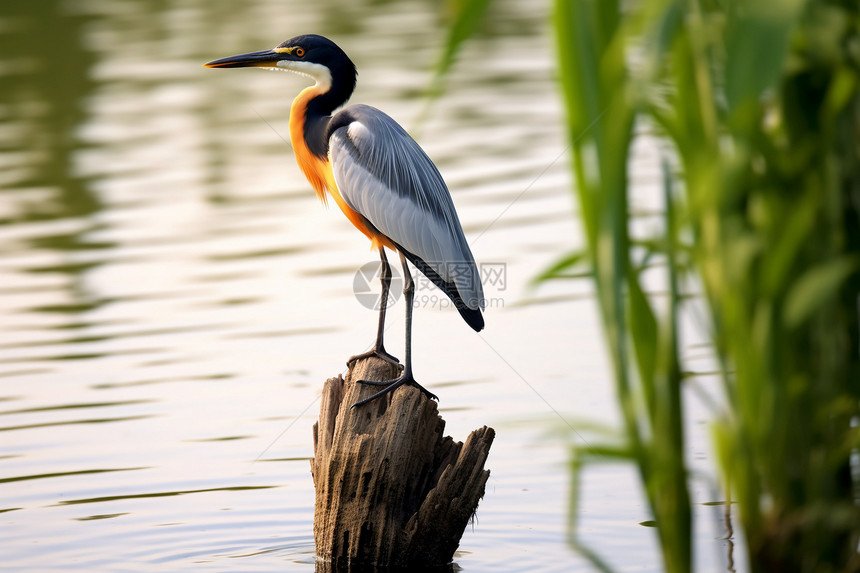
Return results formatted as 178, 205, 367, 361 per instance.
396, 244, 484, 332
458, 305, 485, 332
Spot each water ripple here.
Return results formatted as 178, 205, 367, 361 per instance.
55, 485, 279, 506
0, 467, 148, 484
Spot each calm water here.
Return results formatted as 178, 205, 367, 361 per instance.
1, 0, 738, 571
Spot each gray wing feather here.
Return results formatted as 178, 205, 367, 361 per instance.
329, 104, 484, 311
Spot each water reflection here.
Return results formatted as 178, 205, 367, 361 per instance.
0, 0, 108, 349
314, 561, 454, 573
0, 0, 101, 220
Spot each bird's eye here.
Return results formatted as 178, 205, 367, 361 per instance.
295, 47, 305, 57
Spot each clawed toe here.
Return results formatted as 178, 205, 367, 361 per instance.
351, 374, 437, 408
347, 347, 401, 370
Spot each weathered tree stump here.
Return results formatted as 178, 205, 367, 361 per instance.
310, 356, 494, 568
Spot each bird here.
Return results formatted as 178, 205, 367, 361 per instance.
204, 34, 484, 407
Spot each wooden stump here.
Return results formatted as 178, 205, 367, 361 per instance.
310, 356, 495, 568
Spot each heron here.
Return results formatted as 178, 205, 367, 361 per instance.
204, 34, 484, 407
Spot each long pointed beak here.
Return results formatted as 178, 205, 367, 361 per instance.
203, 49, 279, 69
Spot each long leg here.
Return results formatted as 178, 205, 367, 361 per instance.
352, 252, 437, 407
401, 251, 414, 377
347, 246, 400, 368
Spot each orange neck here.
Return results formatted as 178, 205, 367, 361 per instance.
289, 86, 395, 251
289, 86, 330, 204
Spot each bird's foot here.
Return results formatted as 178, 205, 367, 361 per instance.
346, 346, 401, 370
351, 373, 438, 408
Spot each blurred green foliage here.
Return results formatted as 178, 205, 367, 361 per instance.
441, 0, 860, 571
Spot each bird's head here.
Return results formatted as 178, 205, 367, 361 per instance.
203, 34, 356, 94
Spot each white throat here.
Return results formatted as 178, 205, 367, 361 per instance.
273, 60, 333, 92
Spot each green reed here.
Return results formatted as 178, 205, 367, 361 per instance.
551, 2, 691, 571
440, 0, 860, 571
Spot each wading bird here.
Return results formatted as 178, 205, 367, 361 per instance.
204, 35, 484, 406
